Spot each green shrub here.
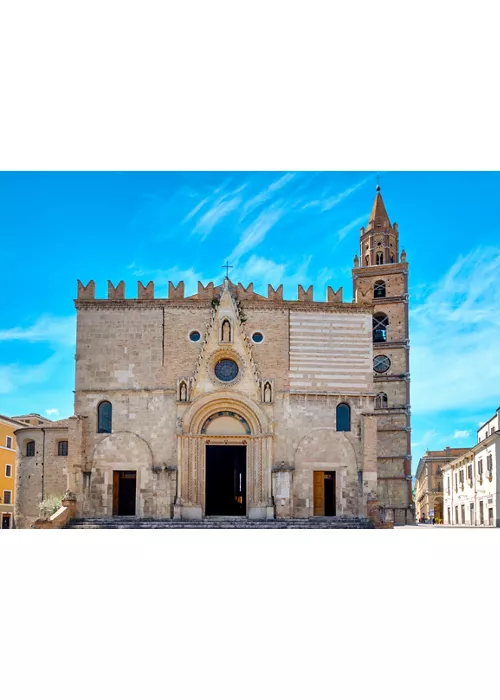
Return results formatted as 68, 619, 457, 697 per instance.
40, 494, 64, 517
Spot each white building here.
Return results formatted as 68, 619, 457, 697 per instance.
442, 407, 499, 527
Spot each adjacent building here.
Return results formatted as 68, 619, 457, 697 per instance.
442, 407, 499, 527
0, 414, 30, 529
415, 447, 471, 522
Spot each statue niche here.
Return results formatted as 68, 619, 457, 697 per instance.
178, 379, 189, 402
221, 319, 232, 343
262, 380, 273, 404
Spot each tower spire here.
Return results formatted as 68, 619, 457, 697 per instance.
366, 183, 391, 232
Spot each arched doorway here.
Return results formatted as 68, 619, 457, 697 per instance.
203, 411, 250, 516
434, 497, 443, 523
178, 392, 273, 520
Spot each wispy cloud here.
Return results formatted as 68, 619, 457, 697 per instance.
336, 212, 370, 242
0, 315, 75, 346
301, 177, 370, 212
240, 173, 296, 220
192, 184, 247, 239
453, 430, 470, 439
46, 408, 59, 417
230, 204, 287, 264
411, 246, 500, 414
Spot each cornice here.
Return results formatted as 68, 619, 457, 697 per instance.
74, 299, 374, 314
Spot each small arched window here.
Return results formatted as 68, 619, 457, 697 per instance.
26, 440, 35, 457
374, 280, 386, 298
365, 256, 369, 267
376, 252, 384, 265
336, 403, 351, 432
373, 313, 389, 343
97, 401, 112, 434
375, 393, 388, 409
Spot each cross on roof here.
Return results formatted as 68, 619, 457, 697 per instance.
222, 261, 233, 279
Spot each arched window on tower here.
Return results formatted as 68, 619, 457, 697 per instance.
336, 403, 351, 432
373, 313, 389, 343
97, 401, 112, 433
374, 280, 386, 298
375, 393, 388, 409
365, 256, 369, 267
376, 252, 384, 265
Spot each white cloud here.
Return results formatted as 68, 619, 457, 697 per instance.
0, 315, 75, 347
46, 408, 59, 416
453, 430, 470, 439
411, 247, 500, 414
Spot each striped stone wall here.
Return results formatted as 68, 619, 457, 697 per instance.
289, 311, 373, 393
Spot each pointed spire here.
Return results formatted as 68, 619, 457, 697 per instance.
366, 184, 391, 232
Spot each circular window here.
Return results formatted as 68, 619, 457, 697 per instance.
373, 355, 391, 373
189, 330, 201, 342
252, 332, 264, 344
214, 358, 239, 382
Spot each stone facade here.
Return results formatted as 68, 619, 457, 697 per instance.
14, 187, 414, 527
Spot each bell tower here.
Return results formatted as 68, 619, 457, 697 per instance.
352, 185, 412, 524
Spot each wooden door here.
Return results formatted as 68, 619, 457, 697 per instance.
113, 471, 119, 516
313, 471, 325, 516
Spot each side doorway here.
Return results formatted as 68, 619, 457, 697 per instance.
313, 471, 336, 516
113, 471, 137, 516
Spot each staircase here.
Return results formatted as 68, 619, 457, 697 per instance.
66, 516, 374, 529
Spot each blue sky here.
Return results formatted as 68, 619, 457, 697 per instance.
1, 171, 499, 470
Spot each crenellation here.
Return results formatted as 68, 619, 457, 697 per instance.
77, 279, 95, 299
108, 280, 125, 300
298, 284, 313, 302
168, 281, 185, 299
327, 286, 343, 303
138, 281, 154, 299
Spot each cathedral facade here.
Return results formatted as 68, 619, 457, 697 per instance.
14, 188, 412, 527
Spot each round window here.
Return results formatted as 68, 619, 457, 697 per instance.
252, 332, 264, 344
373, 355, 391, 374
214, 358, 239, 382
189, 330, 201, 342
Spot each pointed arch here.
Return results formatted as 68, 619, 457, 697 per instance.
376, 252, 384, 265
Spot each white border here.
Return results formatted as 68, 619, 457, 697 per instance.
5, 464, 13, 478
2, 490, 13, 506
251, 330, 265, 344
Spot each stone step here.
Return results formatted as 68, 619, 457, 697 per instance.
66, 516, 374, 529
